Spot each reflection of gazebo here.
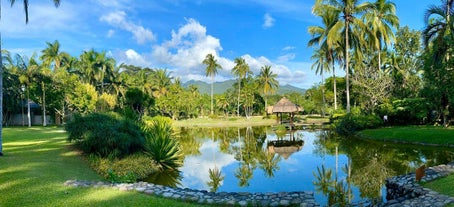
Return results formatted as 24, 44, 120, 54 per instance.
267, 139, 304, 160
272, 97, 303, 125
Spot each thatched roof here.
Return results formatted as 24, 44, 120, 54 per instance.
267, 140, 304, 160
272, 97, 302, 113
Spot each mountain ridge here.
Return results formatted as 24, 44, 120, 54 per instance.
182, 79, 306, 95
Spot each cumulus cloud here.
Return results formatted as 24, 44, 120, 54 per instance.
151, 18, 223, 80
115, 49, 151, 67
100, 11, 155, 44
282, 46, 295, 51
263, 13, 275, 29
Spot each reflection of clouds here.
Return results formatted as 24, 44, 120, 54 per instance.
180, 140, 236, 191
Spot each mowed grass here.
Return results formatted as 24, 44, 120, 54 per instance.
0, 127, 209, 207
358, 125, 454, 146
423, 174, 454, 197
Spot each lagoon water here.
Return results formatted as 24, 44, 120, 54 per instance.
146, 126, 454, 206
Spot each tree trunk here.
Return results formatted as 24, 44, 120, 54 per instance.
27, 90, 31, 127
0, 32, 3, 156
345, 22, 351, 113
42, 81, 47, 127
237, 79, 241, 117
211, 75, 214, 115
333, 60, 337, 110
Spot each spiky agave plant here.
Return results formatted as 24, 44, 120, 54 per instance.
143, 119, 183, 170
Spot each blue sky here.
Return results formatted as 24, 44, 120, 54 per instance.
0, 0, 435, 89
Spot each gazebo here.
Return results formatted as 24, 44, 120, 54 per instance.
272, 97, 303, 126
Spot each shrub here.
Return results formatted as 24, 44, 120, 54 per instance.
88, 153, 158, 183
142, 119, 183, 170
65, 112, 145, 158
333, 113, 382, 136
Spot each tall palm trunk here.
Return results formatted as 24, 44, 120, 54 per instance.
42, 81, 47, 126
237, 79, 241, 117
345, 22, 351, 113
333, 59, 337, 110
27, 89, 31, 127
0, 32, 3, 156
210, 74, 214, 115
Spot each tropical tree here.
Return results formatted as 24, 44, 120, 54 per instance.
40, 40, 68, 71
0, 0, 61, 156
231, 57, 250, 117
316, 0, 370, 113
203, 53, 222, 115
309, 2, 340, 110
422, 0, 454, 126
311, 48, 330, 115
257, 65, 278, 114
363, 0, 399, 72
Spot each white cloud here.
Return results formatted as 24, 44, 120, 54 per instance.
115, 49, 151, 67
282, 46, 295, 51
100, 11, 155, 44
151, 18, 223, 80
263, 13, 275, 29
277, 53, 296, 62
107, 29, 115, 38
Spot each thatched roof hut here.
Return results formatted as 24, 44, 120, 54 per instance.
272, 97, 302, 113
272, 97, 302, 125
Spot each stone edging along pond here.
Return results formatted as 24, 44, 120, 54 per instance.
384, 161, 454, 207
64, 180, 319, 207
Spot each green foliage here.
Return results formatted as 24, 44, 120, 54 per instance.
143, 119, 183, 170
333, 113, 383, 136
65, 112, 145, 158
67, 83, 98, 114
87, 153, 157, 183
124, 87, 154, 119
378, 98, 428, 125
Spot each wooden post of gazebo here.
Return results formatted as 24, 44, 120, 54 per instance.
272, 97, 302, 128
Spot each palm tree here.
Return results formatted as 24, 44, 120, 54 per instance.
202, 53, 222, 115
231, 57, 250, 117
311, 48, 330, 116
318, 0, 369, 113
257, 65, 278, 113
363, 0, 399, 72
309, 3, 340, 110
152, 68, 172, 98
94, 51, 116, 94
40, 40, 68, 71
0, 0, 61, 156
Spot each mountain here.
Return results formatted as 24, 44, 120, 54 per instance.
183, 80, 306, 95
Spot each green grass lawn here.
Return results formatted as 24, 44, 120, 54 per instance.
423, 174, 454, 197
0, 127, 209, 207
358, 125, 454, 146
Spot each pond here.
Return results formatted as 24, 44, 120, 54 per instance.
145, 126, 454, 206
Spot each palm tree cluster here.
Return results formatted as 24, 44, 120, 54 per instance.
309, 0, 399, 114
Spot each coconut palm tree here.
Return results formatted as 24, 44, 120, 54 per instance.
311, 48, 330, 115
0, 0, 61, 156
231, 57, 250, 117
363, 0, 399, 72
203, 53, 222, 115
309, 3, 341, 110
318, 0, 369, 113
257, 65, 278, 113
40, 40, 68, 71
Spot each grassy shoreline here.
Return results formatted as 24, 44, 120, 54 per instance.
357, 125, 454, 201
0, 127, 208, 207
357, 125, 454, 147
173, 116, 276, 128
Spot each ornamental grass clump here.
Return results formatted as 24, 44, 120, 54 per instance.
143, 119, 183, 170
65, 112, 145, 158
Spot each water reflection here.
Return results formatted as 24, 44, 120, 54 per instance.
145, 126, 454, 205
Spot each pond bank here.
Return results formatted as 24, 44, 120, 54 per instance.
384, 161, 454, 207
64, 180, 319, 207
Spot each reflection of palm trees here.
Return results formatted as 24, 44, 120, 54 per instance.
235, 162, 253, 187
313, 165, 349, 207
207, 167, 224, 192
258, 149, 281, 178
